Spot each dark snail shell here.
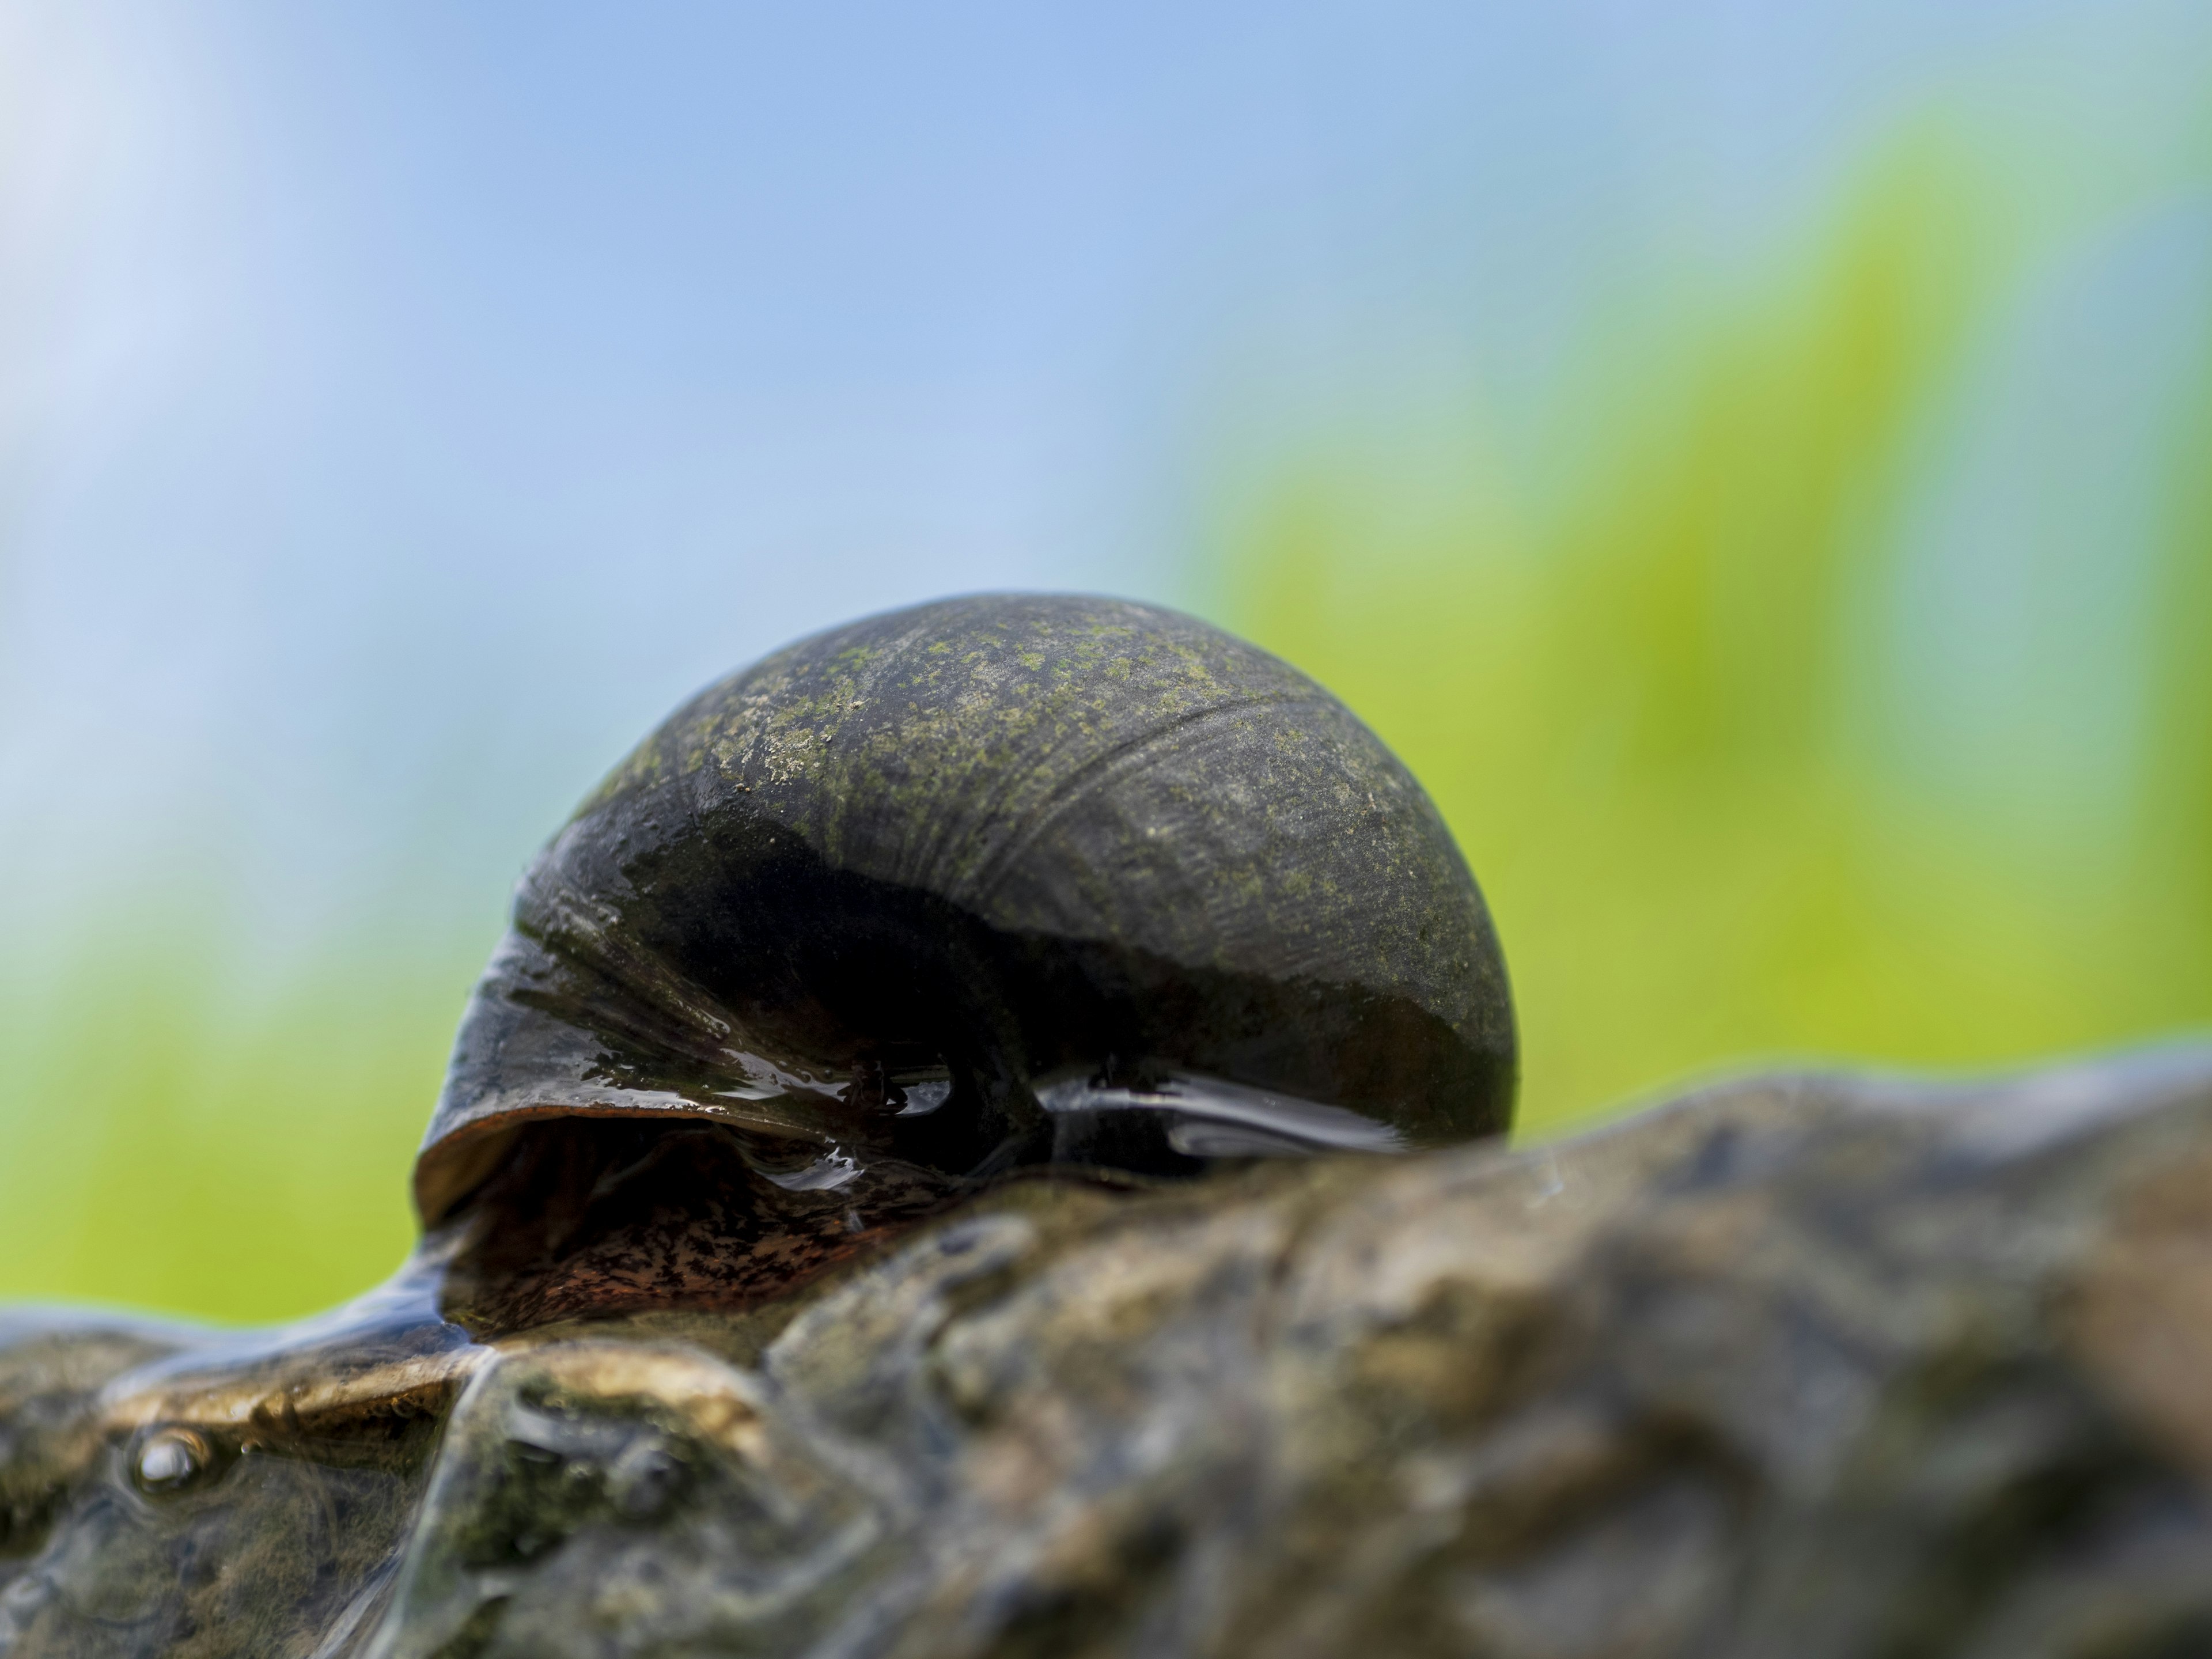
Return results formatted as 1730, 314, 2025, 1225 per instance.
418, 594, 1514, 1327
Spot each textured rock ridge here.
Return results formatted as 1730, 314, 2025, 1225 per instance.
12, 1047, 2212, 1656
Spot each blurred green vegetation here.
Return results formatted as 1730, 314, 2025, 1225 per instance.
0, 909, 482, 1323
1218, 142, 2212, 1135
3, 134, 2206, 1328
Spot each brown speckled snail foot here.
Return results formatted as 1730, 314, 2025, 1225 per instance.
0, 594, 1514, 1657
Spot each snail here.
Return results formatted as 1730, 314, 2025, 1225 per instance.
421, 593, 1516, 1331
0, 594, 1512, 1656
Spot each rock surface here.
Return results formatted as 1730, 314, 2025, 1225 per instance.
11, 1047, 2212, 1656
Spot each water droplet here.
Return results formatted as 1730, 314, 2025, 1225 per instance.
132, 1427, 211, 1495
760, 1150, 862, 1192
895, 1078, 955, 1117
611, 1443, 686, 1520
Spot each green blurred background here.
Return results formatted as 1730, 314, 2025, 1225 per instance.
1, 2, 2207, 1323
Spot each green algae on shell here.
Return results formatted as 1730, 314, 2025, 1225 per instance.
415, 595, 1516, 1302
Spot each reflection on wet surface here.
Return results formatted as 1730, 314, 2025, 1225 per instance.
0, 1056, 1445, 1657
0, 1280, 470, 1658
0, 1120, 1347, 1658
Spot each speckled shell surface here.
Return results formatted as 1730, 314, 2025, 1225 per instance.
415, 594, 1514, 1222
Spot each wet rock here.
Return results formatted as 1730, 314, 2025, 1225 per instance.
14, 1047, 2212, 1656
